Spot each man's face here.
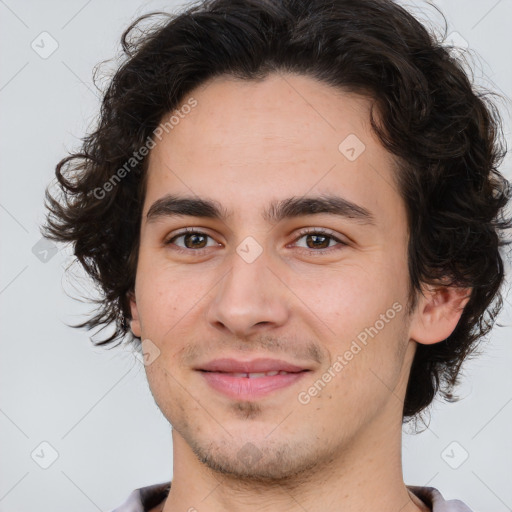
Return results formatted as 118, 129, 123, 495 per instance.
130, 73, 417, 480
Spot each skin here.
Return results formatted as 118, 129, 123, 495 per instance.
129, 72, 470, 512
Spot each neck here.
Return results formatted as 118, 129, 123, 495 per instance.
162, 412, 429, 512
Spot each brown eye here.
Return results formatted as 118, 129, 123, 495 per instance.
181, 232, 208, 249
164, 228, 220, 253
304, 233, 331, 249
293, 229, 347, 253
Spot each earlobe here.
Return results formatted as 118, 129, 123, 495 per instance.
128, 292, 142, 338
408, 284, 471, 345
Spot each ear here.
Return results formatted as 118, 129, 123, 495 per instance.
408, 283, 471, 345
128, 291, 142, 338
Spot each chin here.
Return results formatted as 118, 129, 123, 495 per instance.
187, 435, 324, 483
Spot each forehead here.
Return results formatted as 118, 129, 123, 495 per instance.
150, 73, 375, 166
143, 72, 403, 229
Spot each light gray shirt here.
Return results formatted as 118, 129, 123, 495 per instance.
109, 482, 474, 511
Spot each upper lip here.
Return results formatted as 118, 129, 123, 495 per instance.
197, 358, 309, 373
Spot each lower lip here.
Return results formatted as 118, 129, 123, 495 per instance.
199, 371, 308, 400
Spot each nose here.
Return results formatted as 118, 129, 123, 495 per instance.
206, 247, 290, 338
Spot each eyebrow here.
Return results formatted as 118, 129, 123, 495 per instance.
145, 193, 375, 226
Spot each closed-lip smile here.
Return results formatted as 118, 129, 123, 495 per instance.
196, 357, 311, 400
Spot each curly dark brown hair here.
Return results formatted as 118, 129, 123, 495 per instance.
42, 0, 511, 420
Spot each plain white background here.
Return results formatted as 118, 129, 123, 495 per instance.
0, 1, 511, 511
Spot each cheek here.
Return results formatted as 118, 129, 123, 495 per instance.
289, 260, 401, 337
289, 260, 408, 394
143, 357, 188, 426
135, 260, 205, 332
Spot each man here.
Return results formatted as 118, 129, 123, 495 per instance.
42, 0, 511, 511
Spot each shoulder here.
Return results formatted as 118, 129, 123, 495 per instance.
108, 481, 172, 512
408, 485, 474, 512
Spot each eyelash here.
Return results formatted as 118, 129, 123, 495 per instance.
163, 227, 348, 256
